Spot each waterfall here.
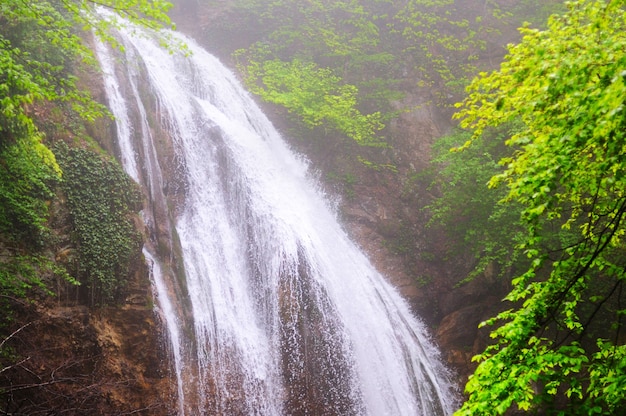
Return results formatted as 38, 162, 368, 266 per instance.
95, 19, 458, 416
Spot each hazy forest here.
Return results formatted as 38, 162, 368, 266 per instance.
1, 0, 625, 414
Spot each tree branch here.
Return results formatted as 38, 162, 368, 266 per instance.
0, 322, 32, 351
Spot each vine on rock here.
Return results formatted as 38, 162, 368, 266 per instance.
55, 143, 142, 306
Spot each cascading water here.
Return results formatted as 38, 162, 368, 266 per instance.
95, 18, 458, 416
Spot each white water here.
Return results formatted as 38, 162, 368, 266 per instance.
96, 21, 457, 416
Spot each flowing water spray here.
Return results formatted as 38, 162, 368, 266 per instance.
95, 19, 458, 416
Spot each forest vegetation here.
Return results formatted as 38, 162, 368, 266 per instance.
0, 0, 173, 305
1, 0, 626, 414
228, 0, 562, 147
0, 0, 174, 412
439, 1, 626, 413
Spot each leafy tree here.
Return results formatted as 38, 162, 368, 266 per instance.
233, 0, 395, 146
452, 1, 626, 414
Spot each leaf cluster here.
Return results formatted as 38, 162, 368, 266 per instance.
451, 1, 626, 414
0, 135, 60, 248
238, 56, 386, 146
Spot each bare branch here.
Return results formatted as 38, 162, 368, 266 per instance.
0, 322, 32, 351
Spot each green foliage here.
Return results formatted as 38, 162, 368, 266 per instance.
452, 1, 626, 414
238, 56, 385, 146
0, 4, 71, 317
0, 0, 174, 145
232, 0, 563, 148
505, 0, 568, 27
1, 1, 104, 136
0, 255, 76, 325
0, 0, 174, 144
234, 0, 390, 70
55, 143, 142, 306
0, 0, 172, 310
0, 128, 75, 327
0, 134, 60, 248
233, 0, 400, 146
426, 124, 527, 280
393, 0, 564, 103
393, 0, 483, 97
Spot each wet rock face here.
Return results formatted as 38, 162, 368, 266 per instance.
1, 178, 174, 415
0, 279, 163, 416
277, 257, 364, 416
0, 296, 174, 415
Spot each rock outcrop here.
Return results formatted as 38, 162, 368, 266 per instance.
0, 265, 175, 415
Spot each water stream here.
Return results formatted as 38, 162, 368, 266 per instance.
95, 20, 457, 416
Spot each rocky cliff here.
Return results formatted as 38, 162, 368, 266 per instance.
0, 80, 176, 415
